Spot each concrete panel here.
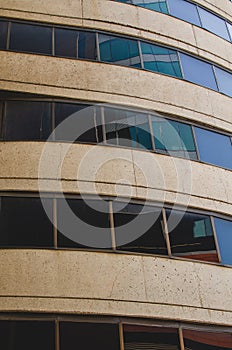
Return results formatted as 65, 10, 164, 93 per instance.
0, 52, 231, 133
0, 250, 231, 326
0, 142, 232, 217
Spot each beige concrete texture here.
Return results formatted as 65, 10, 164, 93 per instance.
0, 0, 232, 71
0, 142, 232, 217
0, 51, 231, 134
0, 249, 231, 326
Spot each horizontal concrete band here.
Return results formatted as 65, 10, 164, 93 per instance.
0, 0, 232, 71
0, 52, 231, 134
0, 142, 231, 217
0, 250, 231, 326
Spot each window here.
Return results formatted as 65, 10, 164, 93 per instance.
194, 127, 232, 170
141, 42, 182, 78
124, 325, 181, 350
99, 34, 141, 67
10, 22, 52, 54
151, 116, 197, 159
227, 22, 232, 41
60, 322, 120, 350
3, 100, 51, 140
198, 7, 230, 41
55, 103, 103, 143
131, 0, 168, 13
0, 320, 55, 350
57, 198, 111, 249
0, 197, 53, 247
0, 20, 8, 49
214, 67, 232, 97
214, 218, 232, 266
166, 209, 218, 262
113, 202, 167, 255
167, 0, 201, 26
180, 53, 217, 90
182, 328, 232, 350
104, 107, 152, 149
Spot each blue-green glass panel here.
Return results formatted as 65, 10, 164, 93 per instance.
141, 42, 182, 78
152, 117, 197, 159
99, 34, 141, 67
115, 0, 169, 14
214, 218, 232, 266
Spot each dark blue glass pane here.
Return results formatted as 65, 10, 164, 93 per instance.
180, 53, 217, 90
214, 218, 232, 266
198, 7, 230, 41
214, 67, 232, 97
141, 42, 182, 77
0, 20, 8, 49
194, 127, 232, 169
99, 34, 141, 67
78, 31, 97, 60
152, 117, 197, 159
167, 0, 201, 26
10, 22, 52, 54
55, 28, 78, 58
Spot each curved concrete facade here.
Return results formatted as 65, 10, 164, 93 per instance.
0, 0, 232, 334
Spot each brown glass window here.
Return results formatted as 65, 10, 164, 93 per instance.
183, 328, 232, 350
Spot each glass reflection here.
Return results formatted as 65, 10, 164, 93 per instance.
214, 218, 232, 266
214, 67, 232, 97
198, 7, 230, 41
141, 42, 182, 77
167, 0, 201, 26
183, 328, 232, 350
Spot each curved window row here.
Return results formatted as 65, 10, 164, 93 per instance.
0, 316, 232, 350
113, 0, 232, 43
0, 193, 232, 266
1, 92, 231, 170
0, 18, 232, 97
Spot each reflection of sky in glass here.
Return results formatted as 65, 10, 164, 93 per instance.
168, 0, 201, 26
214, 218, 232, 266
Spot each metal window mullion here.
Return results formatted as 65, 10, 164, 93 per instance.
119, 322, 125, 350
165, 0, 171, 15
55, 319, 60, 350
177, 51, 184, 79
53, 197, 58, 249
51, 101, 55, 141
178, 327, 185, 350
96, 32, 101, 61
162, 207, 172, 257
210, 216, 222, 264
196, 5, 203, 28
212, 65, 220, 92
76, 31, 79, 58
93, 106, 99, 143
101, 106, 107, 144
109, 200, 116, 250
6, 21, 11, 50
226, 22, 232, 42
138, 40, 144, 69
148, 114, 156, 151
191, 125, 200, 160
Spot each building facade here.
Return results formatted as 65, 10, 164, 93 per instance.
0, 0, 232, 348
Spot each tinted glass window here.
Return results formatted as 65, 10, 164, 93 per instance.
194, 127, 232, 170
132, 0, 168, 13
57, 198, 111, 249
0, 320, 55, 350
214, 218, 232, 266
227, 22, 232, 41
167, 0, 201, 26
166, 209, 218, 262
183, 328, 232, 350
180, 53, 217, 90
124, 325, 180, 350
55, 28, 79, 58
151, 116, 197, 159
214, 67, 232, 97
60, 322, 120, 350
99, 34, 141, 67
198, 7, 230, 41
3, 100, 51, 140
141, 42, 182, 78
0, 197, 53, 247
10, 22, 52, 54
55, 103, 103, 143
114, 202, 167, 255
78, 31, 97, 60
104, 107, 152, 149
0, 20, 8, 49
